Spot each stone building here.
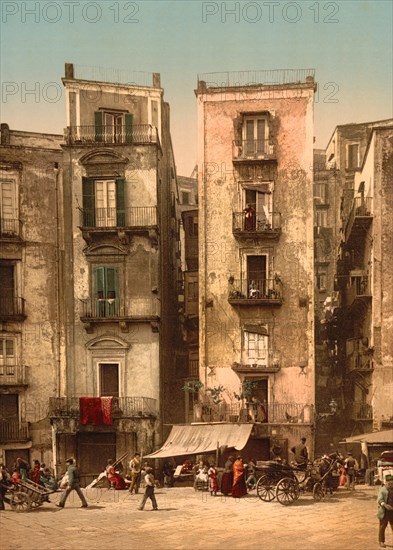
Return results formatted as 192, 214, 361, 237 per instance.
195, 70, 316, 461
0, 125, 64, 467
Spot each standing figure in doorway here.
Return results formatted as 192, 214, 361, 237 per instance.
243, 204, 256, 231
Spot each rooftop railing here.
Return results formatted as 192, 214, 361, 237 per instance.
198, 69, 315, 88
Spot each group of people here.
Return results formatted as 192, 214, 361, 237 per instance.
194, 456, 256, 498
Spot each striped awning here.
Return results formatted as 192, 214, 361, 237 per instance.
145, 423, 253, 459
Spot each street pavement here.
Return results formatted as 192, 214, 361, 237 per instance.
1, 485, 390, 550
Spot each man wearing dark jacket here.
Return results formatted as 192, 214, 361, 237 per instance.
57, 458, 88, 508
290, 438, 309, 470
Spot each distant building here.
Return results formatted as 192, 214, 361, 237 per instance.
195, 69, 317, 461
0, 125, 63, 467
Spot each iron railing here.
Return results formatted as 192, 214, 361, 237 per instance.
233, 211, 281, 233
80, 297, 158, 319
48, 396, 158, 418
348, 401, 373, 420
193, 402, 313, 424
232, 139, 276, 160
0, 420, 29, 442
198, 69, 316, 88
228, 278, 282, 301
65, 124, 158, 145
188, 359, 199, 378
73, 65, 155, 87
347, 274, 371, 306
0, 218, 22, 237
345, 196, 373, 241
79, 206, 157, 229
0, 295, 26, 319
0, 364, 27, 385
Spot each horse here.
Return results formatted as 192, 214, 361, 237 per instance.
313, 451, 344, 494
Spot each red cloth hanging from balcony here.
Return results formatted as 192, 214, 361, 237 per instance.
79, 397, 113, 425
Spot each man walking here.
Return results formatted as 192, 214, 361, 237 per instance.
138, 467, 158, 511
56, 458, 88, 509
344, 451, 359, 490
377, 475, 393, 548
290, 437, 309, 470
128, 452, 141, 494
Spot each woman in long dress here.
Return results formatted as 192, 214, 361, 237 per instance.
232, 456, 247, 498
220, 456, 234, 495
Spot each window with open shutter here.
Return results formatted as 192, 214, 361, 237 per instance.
94, 266, 119, 317
115, 178, 126, 226
82, 177, 95, 227
94, 111, 104, 142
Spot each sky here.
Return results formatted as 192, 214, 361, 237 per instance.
1, 0, 392, 175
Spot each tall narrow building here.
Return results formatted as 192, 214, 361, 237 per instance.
195, 70, 316, 459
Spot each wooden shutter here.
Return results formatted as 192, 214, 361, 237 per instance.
115, 178, 126, 226
125, 113, 134, 143
94, 267, 105, 317
106, 267, 119, 316
82, 177, 95, 226
94, 111, 104, 142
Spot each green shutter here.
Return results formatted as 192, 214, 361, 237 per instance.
115, 178, 126, 227
94, 267, 105, 317
82, 177, 95, 226
106, 267, 118, 316
125, 113, 133, 143
95, 111, 104, 142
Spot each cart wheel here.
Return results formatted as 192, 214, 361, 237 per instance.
256, 475, 276, 502
275, 477, 300, 506
30, 498, 43, 508
313, 481, 324, 501
10, 492, 32, 512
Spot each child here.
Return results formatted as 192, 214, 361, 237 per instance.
208, 463, 219, 496
138, 467, 158, 511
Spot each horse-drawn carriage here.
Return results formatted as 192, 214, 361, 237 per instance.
255, 452, 341, 505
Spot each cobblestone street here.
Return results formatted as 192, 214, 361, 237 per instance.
1, 485, 388, 550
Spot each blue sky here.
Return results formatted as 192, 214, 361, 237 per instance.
1, 0, 392, 174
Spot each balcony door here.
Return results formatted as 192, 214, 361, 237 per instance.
95, 180, 116, 227
246, 255, 266, 297
0, 180, 17, 234
245, 189, 271, 227
244, 118, 266, 155
99, 363, 119, 397
243, 331, 269, 366
0, 265, 14, 315
0, 337, 15, 376
94, 266, 119, 317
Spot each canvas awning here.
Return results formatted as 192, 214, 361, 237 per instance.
340, 429, 393, 444
145, 423, 253, 459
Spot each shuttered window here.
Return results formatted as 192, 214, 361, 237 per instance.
94, 266, 119, 317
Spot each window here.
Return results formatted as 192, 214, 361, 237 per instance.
94, 111, 133, 144
347, 143, 359, 170
317, 272, 327, 291
0, 394, 19, 420
188, 216, 198, 237
246, 255, 267, 297
82, 177, 125, 227
0, 179, 18, 235
99, 363, 119, 397
315, 209, 327, 228
314, 183, 327, 204
94, 266, 119, 317
0, 264, 15, 315
242, 329, 269, 366
181, 191, 190, 205
0, 337, 16, 376
243, 117, 268, 155
244, 189, 271, 228
187, 281, 198, 301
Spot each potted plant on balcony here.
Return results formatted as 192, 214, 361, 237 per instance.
182, 380, 204, 420
233, 380, 258, 421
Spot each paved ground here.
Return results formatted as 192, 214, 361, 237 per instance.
1, 485, 391, 550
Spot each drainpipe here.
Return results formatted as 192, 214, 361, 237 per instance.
53, 163, 62, 398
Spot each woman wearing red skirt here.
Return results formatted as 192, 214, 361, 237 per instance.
232, 456, 247, 498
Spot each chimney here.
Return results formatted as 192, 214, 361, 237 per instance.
65, 63, 74, 79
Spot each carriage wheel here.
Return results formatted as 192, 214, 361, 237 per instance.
10, 492, 32, 513
30, 498, 43, 508
275, 477, 300, 506
256, 474, 276, 502
313, 482, 325, 501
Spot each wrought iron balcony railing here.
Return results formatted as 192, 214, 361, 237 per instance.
193, 402, 313, 424
233, 139, 276, 160
0, 420, 30, 442
347, 273, 372, 307
65, 124, 158, 145
79, 206, 157, 229
233, 211, 281, 234
228, 278, 282, 303
345, 196, 373, 244
0, 364, 27, 385
0, 295, 26, 320
48, 396, 158, 419
346, 339, 374, 373
80, 297, 159, 319
348, 401, 373, 421
0, 218, 23, 238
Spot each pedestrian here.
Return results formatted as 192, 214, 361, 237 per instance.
15, 457, 30, 481
290, 437, 309, 470
221, 456, 234, 495
208, 463, 219, 496
377, 474, 393, 548
246, 458, 257, 490
128, 452, 142, 494
138, 467, 158, 511
344, 451, 359, 490
232, 456, 247, 498
31, 459, 41, 484
56, 458, 88, 509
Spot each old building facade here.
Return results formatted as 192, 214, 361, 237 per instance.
0, 126, 64, 467
195, 70, 316, 460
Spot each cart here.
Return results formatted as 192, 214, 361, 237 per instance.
256, 453, 342, 506
3, 479, 55, 512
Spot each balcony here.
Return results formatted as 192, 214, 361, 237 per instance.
232, 140, 277, 162
232, 360, 281, 374
346, 339, 374, 374
80, 297, 159, 333
188, 359, 199, 378
0, 218, 23, 240
0, 420, 30, 443
346, 272, 372, 312
48, 396, 158, 419
228, 278, 283, 306
232, 212, 281, 239
0, 295, 26, 322
348, 401, 373, 422
79, 206, 158, 245
344, 197, 373, 248
64, 124, 158, 146
193, 402, 313, 424
0, 364, 28, 386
